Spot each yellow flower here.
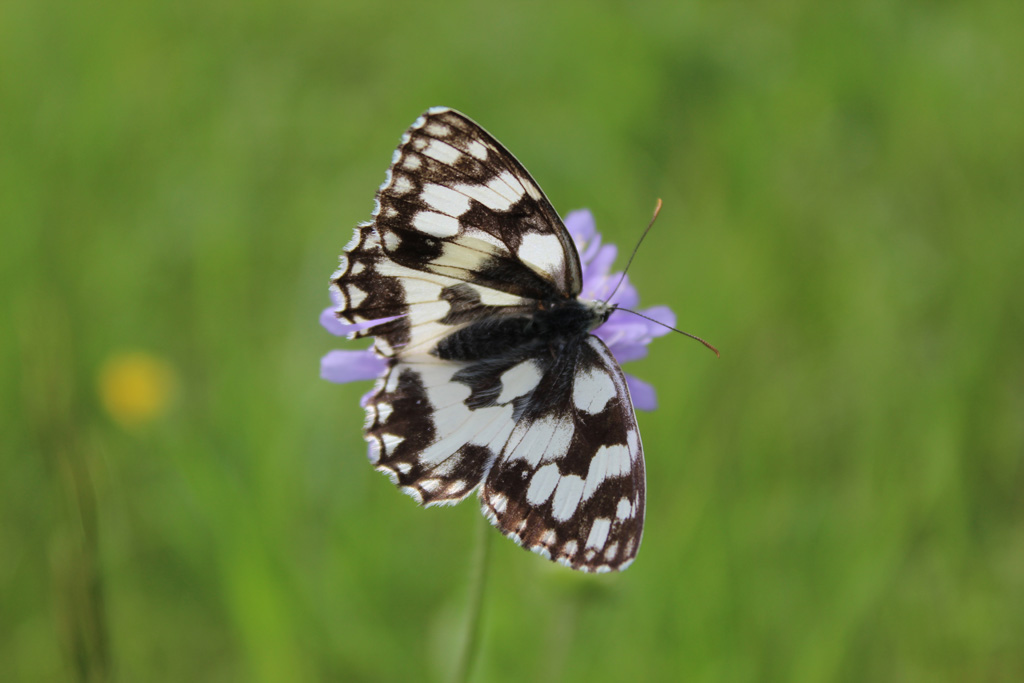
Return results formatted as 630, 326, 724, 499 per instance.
98, 352, 176, 428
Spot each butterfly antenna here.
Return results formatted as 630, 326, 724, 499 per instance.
603, 198, 662, 306
617, 307, 720, 357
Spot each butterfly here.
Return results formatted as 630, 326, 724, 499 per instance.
331, 107, 648, 572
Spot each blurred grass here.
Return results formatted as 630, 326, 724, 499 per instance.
2, 0, 1023, 680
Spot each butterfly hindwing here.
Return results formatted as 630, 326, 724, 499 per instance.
480, 336, 645, 572
365, 336, 644, 572
365, 353, 548, 507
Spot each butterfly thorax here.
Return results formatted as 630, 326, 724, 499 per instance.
433, 298, 613, 362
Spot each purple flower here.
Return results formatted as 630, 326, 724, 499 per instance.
320, 209, 672, 410
562, 209, 674, 410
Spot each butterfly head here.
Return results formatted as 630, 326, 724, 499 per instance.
584, 298, 617, 332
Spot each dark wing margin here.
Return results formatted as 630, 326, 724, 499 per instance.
479, 336, 645, 573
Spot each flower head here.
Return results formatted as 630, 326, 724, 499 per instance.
562, 209, 675, 410
321, 209, 673, 410
99, 351, 177, 428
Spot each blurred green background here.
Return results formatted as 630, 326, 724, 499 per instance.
3, 0, 1023, 680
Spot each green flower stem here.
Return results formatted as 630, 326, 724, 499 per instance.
452, 514, 492, 683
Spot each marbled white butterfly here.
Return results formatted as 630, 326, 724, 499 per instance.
331, 108, 656, 572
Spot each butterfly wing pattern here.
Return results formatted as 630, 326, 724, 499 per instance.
331, 107, 645, 572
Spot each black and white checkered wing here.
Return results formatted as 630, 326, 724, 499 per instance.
364, 336, 645, 572
480, 336, 645, 572
332, 107, 582, 357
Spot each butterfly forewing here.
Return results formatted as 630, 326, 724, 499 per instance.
375, 108, 582, 298
332, 107, 647, 572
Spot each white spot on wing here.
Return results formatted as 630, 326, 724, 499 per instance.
461, 228, 508, 251
424, 121, 451, 137
616, 496, 633, 519
390, 175, 414, 195
488, 493, 507, 514
504, 414, 573, 468
496, 361, 542, 404
381, 433, 404, 453
526, 463, 560, 506
573, 367, 616, 414
412, 211, 461, 238
366, 437, 381, 463
418, 400, 514, 467
488, 171, 525, 205
517, 232, 565, 280
466, 140, 488, 160
453, 182, 515, 211
582, 443, 631, 501
551, 475, 585, 522
521, 178, 543, 201
586, 517, 611, 550
420, 183, 471, 217
375, 337, 395, 357
472, 284, 524, 307
346, 284, 367, 308
407, 301, 451, 331
429, 242, 491, 274
422, 139, 462, 165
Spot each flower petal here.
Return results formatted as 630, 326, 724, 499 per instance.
360, 388, 377, 408
320, 307, 354, 337
606, 273, 638, 309
606, 342, 649, 364
625, 374, 657, 411
320, 349, 387, 384
598, 315, 657, 349
640, 306, 676, 336
321, 308, 404, 337
564, 209, 596, 245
